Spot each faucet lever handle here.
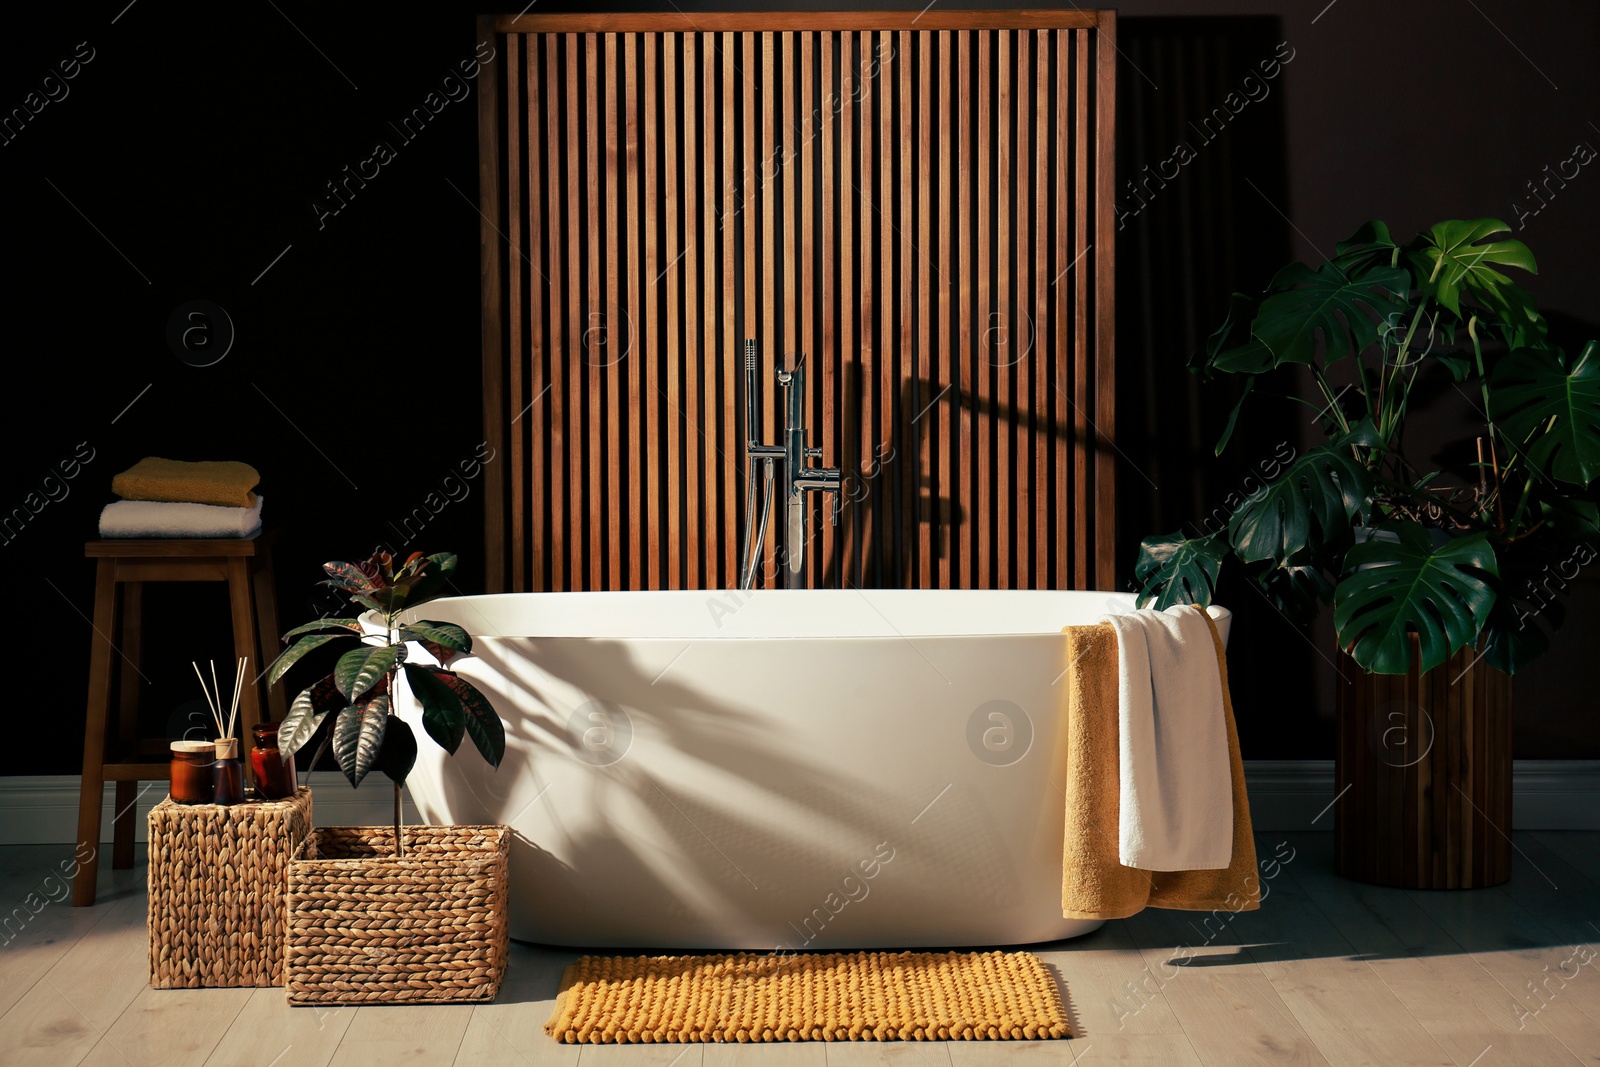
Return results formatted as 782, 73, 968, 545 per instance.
805, 447, 822, 459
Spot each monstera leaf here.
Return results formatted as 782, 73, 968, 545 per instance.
1334, 524, 1498, 675
1478, 539, 1572, 675
1406, 218, 1537, 318
332, 695, 390, 787
1331, 220, 1400, 274
1489, 341, 1600, 487
1249, 261, 1410, 368
1203, 293, 1276, 377
1228, 423, 1379, 565
1134, 531, 1227, 610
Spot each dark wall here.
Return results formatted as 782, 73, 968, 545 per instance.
2, 0, 1594, 775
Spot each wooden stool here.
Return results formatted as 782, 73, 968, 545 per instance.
74, 532, 288, 907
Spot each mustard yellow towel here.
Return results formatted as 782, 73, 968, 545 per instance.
112, 457, 259, 508
1060, 612, 1259, 919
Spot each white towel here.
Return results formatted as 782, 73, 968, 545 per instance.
1100, 604, 1232, 871
98, 495, 264, 539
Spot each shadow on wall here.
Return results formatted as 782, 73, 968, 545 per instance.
1112, 16, 1312, 758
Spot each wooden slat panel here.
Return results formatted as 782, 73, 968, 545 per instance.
487, 20, 1119, 594
624, 35, 641, 590
663, 33, 681, 590
936, 30, 953, 591
476, 14, 506, 591
1093, 13, 1118, 589
643, 33, 659, 589
603, 33, 621, 589
682, 32, 700, 590
916, 30, 933, 591
506, 35, 525, 591
544, 35, 566, 590
976, 31, 991, 589
501, 12, 1103, 34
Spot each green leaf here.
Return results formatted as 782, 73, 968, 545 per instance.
1198, 293, 1273, 376
397, 621, 472, 655
402, 663, 465, 755
1255, 561, 1335, 619
1134, 531, 1227, 610
1331, 220, 1399, 274
377, 715, 418, 786
1213, 379, 1255, 456
280, 618, 363, 642
266, 633, 344, 688
1228, 423, 1379, 565
1334, 524, 1498, 675
278, 675, 341, 758
1538, 494, 1600, 542
1434, 350, 1475, 382
332, 696, 390, 788
1250, 261, 1410, 368
1407, 218, 1537, 318
403, 553, 459, 607
1478, 543, 1570, 675
334, 644, 402, 701
425, 668, 505, 768
1489, 341, 1600, 487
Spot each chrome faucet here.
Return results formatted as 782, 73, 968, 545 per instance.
738, 339, 841, 590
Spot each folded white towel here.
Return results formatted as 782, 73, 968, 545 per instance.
98, 496, 264, 539
1100, 604, 1232, 871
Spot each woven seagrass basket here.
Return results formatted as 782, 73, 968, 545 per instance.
148, 787, 313, 988
284, 823, 510, 1005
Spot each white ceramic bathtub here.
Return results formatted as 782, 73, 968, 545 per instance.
393, 589, 1231, 950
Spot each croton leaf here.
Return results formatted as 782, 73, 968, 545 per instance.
1227, 423, 1378, 565
397, 621, 472, 655
1489, 341, 1600, 487
334, 644, 402, 700
278, 674, 341, 758
1406, 218, 1537, 318
403, 553, 459, 607
332, 695, 390, 788
1249, 261, 1410, 368
1134, 531, 1227, 610
266, 633, 344, 688
402, 662, 465, 755
280, 618, 363, 642
1333, 523, 1498, 675
421, 667, 505, 768
377, 715, 418, 786
321, 560, 375, 594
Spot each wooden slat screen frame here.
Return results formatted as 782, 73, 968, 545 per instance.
477, 10, 1117, 593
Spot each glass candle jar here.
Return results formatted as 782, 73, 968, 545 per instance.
250, 722, 298, 800
212, 738, 244, 805
169, 740, 215, 804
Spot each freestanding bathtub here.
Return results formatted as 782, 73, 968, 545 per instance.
392, 589, 1231, 950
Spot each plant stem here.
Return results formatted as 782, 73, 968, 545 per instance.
393, 780, 404, 859
1311, 366, 1351, 436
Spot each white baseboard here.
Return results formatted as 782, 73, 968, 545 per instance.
0, 761, 1594, 845
1242, 760, 1600, 832
0, 775, 420, 846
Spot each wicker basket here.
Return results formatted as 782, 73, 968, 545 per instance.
148, 787, 313, 988
284, 824, 510, 1005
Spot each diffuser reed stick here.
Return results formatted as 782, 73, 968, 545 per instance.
191, 657, 247, 741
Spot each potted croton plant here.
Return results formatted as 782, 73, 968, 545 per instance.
266, 550, 512, 1004
1135, 219, 1598, 889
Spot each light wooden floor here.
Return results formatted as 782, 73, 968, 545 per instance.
1, 832, 1596, 1066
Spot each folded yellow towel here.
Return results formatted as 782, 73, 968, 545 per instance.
1060, 612, 1259, 920
112, 457, 259, 509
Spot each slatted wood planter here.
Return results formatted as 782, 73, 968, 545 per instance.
474, 10, 1119, 594
1334, 638, 1513, 889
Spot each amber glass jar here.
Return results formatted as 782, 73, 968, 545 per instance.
212, 738, 244, 805
250, 722, 298, 800
169, 740, 215, 804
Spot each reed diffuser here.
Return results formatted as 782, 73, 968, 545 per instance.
192, 657, 247, 804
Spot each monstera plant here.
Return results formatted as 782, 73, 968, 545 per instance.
265, 550, 504, 855
1136, 218, 1599, 676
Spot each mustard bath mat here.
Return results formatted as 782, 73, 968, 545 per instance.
544, 949, 1072, 1043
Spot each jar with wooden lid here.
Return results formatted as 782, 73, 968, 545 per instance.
169, 740, 215, 804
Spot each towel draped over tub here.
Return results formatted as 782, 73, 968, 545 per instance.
1059, 611, 1260, 920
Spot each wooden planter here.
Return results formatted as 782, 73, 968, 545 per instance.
1335, 637, 1512, 888
284, 824, 510, 1005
